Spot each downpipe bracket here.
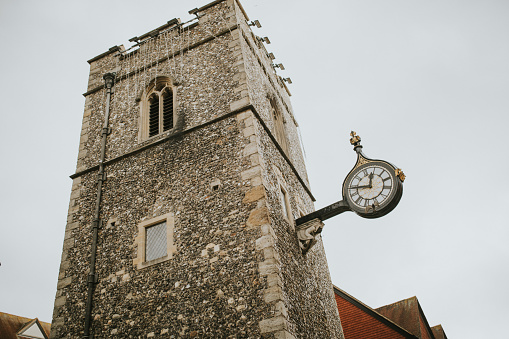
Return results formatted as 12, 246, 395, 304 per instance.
91, 219, 102, 230
87, 274, 98, 285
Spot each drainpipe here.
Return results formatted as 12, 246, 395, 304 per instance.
83, 72, 115, 339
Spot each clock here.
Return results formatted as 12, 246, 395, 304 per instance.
342, 132, 404, 219
295, 131, 405, 254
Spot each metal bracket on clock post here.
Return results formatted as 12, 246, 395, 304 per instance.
295, 200, 351, 255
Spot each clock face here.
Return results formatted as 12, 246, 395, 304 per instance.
343, 161, 402, 218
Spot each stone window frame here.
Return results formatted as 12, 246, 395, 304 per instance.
269, 97, 290, 155
279, 184, 292, 224
274, 166, 293, 227
138, 76, 177, 141
133, 213, 176, 270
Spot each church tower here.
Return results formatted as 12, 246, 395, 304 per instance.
50, 1, 344, 338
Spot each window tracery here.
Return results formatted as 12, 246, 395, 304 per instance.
140, 77, 176, 140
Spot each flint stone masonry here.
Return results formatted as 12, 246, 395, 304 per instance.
50, 0, 344, 338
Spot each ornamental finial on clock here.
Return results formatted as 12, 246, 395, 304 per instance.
350, 131, 362, 152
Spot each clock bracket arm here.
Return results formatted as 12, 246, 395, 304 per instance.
295, 200, 351, 254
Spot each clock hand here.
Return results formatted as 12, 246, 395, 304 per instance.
349, 185, 371, 189
368, 173, 373, 188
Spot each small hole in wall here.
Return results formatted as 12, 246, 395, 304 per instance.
210, 179, 222, 192
111, 222, 116, 227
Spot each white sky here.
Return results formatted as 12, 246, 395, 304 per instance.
1, 0, 508, 338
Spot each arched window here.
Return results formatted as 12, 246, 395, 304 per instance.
140, 77, 176, 140
270, 98, 289, 155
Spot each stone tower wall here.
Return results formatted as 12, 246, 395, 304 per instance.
234, 4, 344, 337
50, 0, 344, 338
234, 7, 310, 187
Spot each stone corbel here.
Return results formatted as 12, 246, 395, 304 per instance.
296, 218, 324, 255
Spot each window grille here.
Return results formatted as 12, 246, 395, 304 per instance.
145, 221, 167, 261
162, 89, 173, 131
149, 96, 160, 137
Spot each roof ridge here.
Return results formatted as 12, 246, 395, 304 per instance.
375, 295, 417, 310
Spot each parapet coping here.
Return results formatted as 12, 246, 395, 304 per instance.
87, 0, 246, 65
189, 0, 248, 22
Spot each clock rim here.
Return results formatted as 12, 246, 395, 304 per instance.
342, 160, 403, 219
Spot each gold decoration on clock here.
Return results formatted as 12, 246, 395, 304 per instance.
353, 156, 370, 170
395, 169, 406, 182
350, 131, 361, 145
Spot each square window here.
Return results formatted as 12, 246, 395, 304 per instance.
133, 213, 176, 269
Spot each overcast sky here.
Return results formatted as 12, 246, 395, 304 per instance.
1, 0, 508, 338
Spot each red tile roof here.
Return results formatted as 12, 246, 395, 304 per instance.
334, 287, 448, 339
333, 286, 418, 339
